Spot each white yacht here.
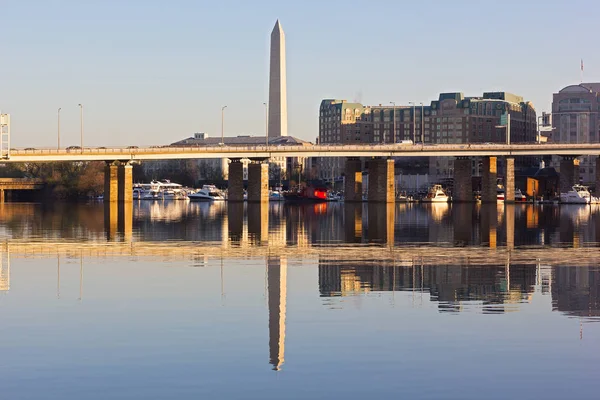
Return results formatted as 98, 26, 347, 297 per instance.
136, 180, 189, 200
421, 184, 450, 203
188, 185, 226, 201
560, 185, 592, 204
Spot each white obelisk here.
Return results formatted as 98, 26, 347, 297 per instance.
268, 20, 287, 138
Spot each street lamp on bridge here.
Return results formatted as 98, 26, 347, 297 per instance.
419, 102, 424, 144
409, 102, 416, 143
77, 104, 84, 152
220, 105, 227, 145
389, 102, 396, 143
263, 102, 268, 146
57, 108, 61, 149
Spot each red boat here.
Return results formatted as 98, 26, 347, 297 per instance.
283, 184, 328, 203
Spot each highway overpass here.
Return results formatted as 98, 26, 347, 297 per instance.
4, 143, 600, 162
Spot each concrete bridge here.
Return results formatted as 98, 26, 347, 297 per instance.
5, 143, 600, 203
0, 178, 44, 202
5, 143, 600, 161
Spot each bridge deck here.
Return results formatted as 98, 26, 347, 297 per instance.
4, 143, 600, 162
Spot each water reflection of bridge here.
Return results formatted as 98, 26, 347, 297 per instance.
3, 202, 600, 249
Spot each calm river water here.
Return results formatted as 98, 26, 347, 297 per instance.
0, 201, 599, 399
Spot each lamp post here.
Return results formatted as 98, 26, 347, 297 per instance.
409, 102, 416, 142
221, 105, 227, 145
57, 107, 61, 149
419, 102, 424, 143
263, 102, 268, 146
536, 115, 543, 144
389, 101, 396, 143
77, 104, 83, 152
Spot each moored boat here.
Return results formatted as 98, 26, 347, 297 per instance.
188, 185, 226, 201
560, 185, 592, 204
283, 184, 328, 203
421, 184, 450, 203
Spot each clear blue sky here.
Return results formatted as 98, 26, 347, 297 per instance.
2, 0, 599, 147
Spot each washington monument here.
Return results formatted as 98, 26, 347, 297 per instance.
268, 20, 287, 138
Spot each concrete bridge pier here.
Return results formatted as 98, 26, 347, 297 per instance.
344, 158, 363, 202
481, 156, 497, 203
227, 159, 244, 202
559, 156, 579, 194
453, 157, 472, 202
118, 162, 133, 203
104, 162, 119, 203
504, 157, 515, 203
247, 159, 269, 202
367, 158, 395, 203
104, 161, 133, 241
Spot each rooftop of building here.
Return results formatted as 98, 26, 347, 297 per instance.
171, 134, 312, 147
557, 82, 600, 94
322, 91, 534, 112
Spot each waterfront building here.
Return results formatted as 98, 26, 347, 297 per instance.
317, 92, 537, 183
550, 83, 600, 185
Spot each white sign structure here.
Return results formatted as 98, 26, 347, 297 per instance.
0, 113, 10, 159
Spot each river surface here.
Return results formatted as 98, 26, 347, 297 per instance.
0, 201, 599, 399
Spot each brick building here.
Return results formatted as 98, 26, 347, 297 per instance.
550, 83, 600, 185
317, 92, 537, 182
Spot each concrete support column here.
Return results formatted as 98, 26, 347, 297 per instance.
104, 162, 119, 202
559, 156, 577, 194
367, 158, 395, 203
227, 159, 244, 202
481, 156, 497, 203
248, 160, 269, 202
344, 158, 362, 202
117, 162, 133, 203
505, 157, 515, 203
453, 157, 472, 202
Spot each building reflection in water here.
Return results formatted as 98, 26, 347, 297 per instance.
552, 266, 600, 320
319, 259, 565, 314
267, 256, 287, 371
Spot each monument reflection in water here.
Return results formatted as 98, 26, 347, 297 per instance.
0, 201, 600, 398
